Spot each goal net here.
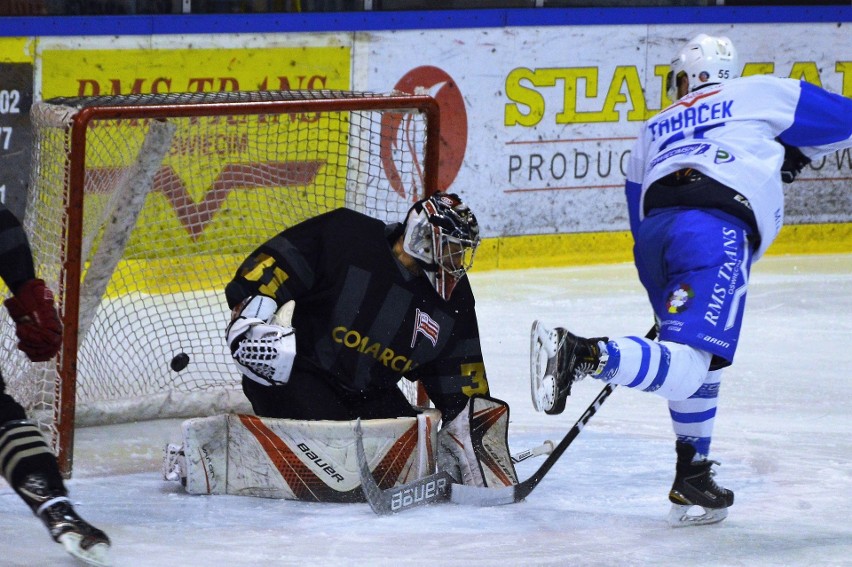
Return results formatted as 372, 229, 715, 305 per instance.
0, 90, 439, 476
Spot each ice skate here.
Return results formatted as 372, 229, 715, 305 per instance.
530, 320, 608, 415
667, 442, 734, 527
18, 473, 111, 566
42, 499, 112, 566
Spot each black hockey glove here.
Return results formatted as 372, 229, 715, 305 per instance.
777, 138, 810, 184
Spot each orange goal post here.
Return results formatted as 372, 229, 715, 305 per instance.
0, 90, 439, 476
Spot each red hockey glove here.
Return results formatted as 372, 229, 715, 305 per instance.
4, 279, 63, 362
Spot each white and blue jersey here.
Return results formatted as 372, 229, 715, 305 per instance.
570, 76, 851, 458
620, 75, 852, 364
590, 76, 852, 457
626, 75, 852, 260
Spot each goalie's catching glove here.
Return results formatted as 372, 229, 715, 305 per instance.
4, 279, 63, 362
226, 295, 296, 385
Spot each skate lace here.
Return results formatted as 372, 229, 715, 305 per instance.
42, 501, 109, 546
574, 340, 608, 379
41, 500, 82, 539
685, 460, 730, 497
574, 361, 596, 377
703, 463, 726, 492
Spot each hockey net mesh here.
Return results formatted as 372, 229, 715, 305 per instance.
0, 90, 434, 464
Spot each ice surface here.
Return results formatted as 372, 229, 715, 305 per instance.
2, 254, 850, 566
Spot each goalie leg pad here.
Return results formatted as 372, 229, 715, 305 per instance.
167, 411, 440, 501
438, 395, 518, 488
179, 415, 229, 495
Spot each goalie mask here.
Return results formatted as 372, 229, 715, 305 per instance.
666, 34, 738, 101
402, 192, 481, 300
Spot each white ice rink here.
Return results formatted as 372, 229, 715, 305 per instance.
2, 254, 850, 566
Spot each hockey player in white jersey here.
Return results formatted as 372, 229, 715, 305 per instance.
531, 34, 852, 526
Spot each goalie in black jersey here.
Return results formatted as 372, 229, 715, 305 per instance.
225, 192, 518, 488
0, 203, 110, 566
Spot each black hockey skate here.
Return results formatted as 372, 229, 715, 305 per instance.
530, 320, 608, 415
18, 473, 111, 566
668, 442, 734, 527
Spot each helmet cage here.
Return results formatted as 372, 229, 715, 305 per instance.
402, 193, 480, 300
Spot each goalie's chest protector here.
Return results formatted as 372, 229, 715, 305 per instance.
291, 209, 476, 392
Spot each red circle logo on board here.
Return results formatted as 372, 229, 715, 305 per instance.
381, 66, 468, 200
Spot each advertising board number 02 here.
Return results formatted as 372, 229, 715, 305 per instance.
0, 90, 22, 115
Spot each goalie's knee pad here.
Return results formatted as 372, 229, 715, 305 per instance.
438, 395, 518, 488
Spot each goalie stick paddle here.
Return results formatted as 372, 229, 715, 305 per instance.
354, 419, 453, 515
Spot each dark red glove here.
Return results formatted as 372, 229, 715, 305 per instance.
4, 279, 63, 362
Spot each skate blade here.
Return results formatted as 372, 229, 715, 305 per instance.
530, 321, 558, 412
58, 532, 112, 567
668, 503, 728, 527
531, 321, 558, 357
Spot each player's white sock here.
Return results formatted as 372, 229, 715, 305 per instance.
669, 369, 723, 458
597, 337, 712, 401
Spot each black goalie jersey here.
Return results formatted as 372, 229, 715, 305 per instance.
225, 208, 489, 420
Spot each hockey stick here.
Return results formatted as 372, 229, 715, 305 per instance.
354, 430, 554, 514
356, 326, 658, 513
451, 382, 616, 506
355, 383, 615, 512
453, 325, 659, 505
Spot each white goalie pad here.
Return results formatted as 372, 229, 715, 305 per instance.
438, 395, 518, 488
170, 410, 440, 502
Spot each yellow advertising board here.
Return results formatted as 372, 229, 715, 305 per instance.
41, 46, 349, 99
39, 47, 352, 293
0, 37, 34, 63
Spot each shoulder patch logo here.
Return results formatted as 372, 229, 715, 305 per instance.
411, 308, 440, 348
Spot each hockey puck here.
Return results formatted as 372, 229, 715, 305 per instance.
170, 352, 190, 372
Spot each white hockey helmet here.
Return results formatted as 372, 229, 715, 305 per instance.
666, 34, 739, 100
402, 191, 480, 300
